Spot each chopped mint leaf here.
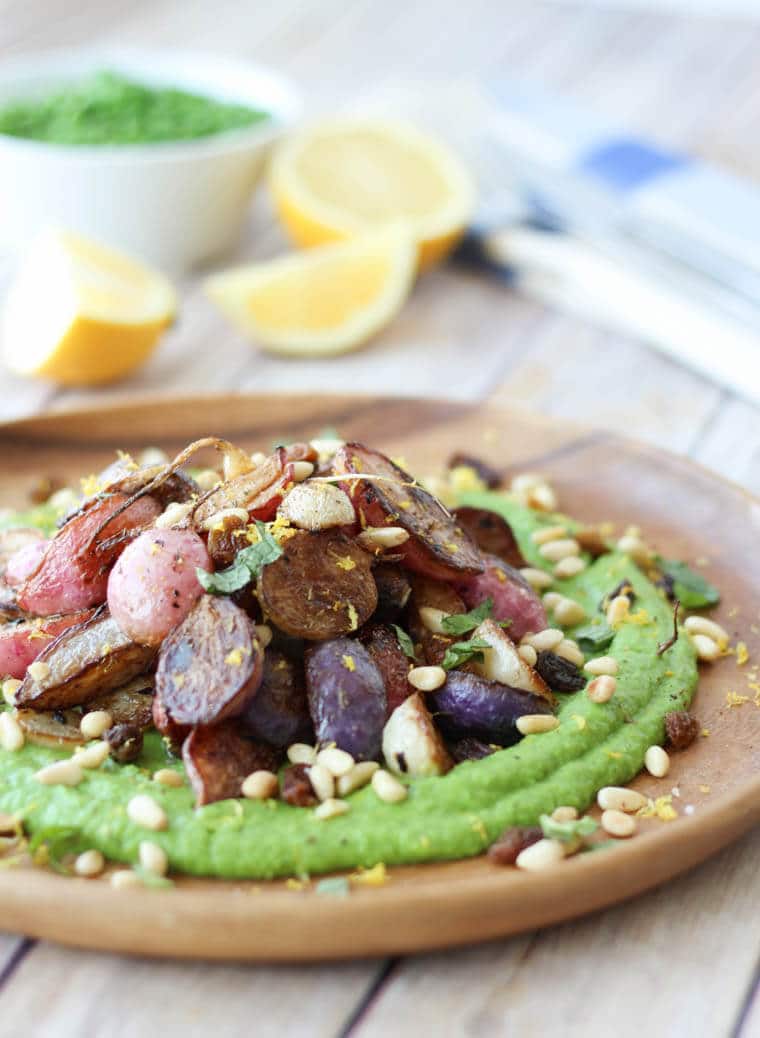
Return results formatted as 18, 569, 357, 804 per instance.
392, 625, 416, 660
574, 623, 615, 651
442, 598, 494, 636
655, 557, 720, 609
197, 520, 282, 595
539, 813, 597, 843
441, 636, 491, 671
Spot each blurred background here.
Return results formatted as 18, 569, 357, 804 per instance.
1, 0, 760, 489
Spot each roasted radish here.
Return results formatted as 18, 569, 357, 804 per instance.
183, 721, 281, 807
382, 692, 452, 776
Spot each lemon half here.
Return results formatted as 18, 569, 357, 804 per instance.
2, 230, 176, 385
205, 229, 416, 357
269, 119, 475, 271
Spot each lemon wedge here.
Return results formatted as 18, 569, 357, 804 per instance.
1, 230, 176, 385
269, 118, 475, 271
205, 229, 416, 357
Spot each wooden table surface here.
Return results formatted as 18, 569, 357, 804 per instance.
2, 1, 760, 1035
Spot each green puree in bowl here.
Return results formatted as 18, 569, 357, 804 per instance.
0, 71, 268, 145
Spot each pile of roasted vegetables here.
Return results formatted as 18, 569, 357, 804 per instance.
0, 437, 558, 806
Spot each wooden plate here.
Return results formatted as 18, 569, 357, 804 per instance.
1, 393, 759, 962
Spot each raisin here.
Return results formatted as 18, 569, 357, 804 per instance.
447, 452, 502, 488
488, 825, 543, 865
207, 514, 248, 569
535, 651, 586, 692
450, 737, 496, 763
664, 710, 700, 751
280, 763, 318, 807
105, 722, 144, 764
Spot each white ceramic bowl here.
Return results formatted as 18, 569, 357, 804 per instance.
0, 50, 302, 273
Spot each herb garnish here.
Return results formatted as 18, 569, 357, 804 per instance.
539, 814, 597, 843
197, 521, 282, 595
655, 557, 719, 609
392, 625, 417, 660
441, 637, 492, 671
441, 598, 511, 636
574, 623, 615, 651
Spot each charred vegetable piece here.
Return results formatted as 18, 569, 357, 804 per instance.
182, 721, 281, 807
372, 563, 412, 623
534, 651, 586, 693
88, 675, 155, 729
17, 493, 161, 616
155, 595, 263, 726
105, 722, 144, 764
16, 707, 84, 749
15, 612, 156, 711
429, 671, 554, 745
277, 482, 355, 532
207, 514, 248, 568
107, 528, 211, 646
241, 650, 312, 748
257, 529, 377, 641
152, 694, 190, 753
447, 453, 502, 488
449, 737, 496, 763
0, 585, 24, 623
470, 620, 554, 703
333, 443, 483, 581
0, 609, 95, 679
305, 638, 386, 761
97, 460, 199, 509
360, 623, 413, 715
282, 442, 318, 466
281, 763, 318, 807
247, 463, 296, 522
456, 554, 546, 641
192, 451, 287, 528
452, 507, 526, 568
382, 692, 452, 777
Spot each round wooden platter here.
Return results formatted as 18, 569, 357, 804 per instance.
1, 393, 759, 962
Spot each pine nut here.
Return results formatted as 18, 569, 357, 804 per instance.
2, 678, 20, 706
316, 747, 355, 777
606, 595, 630, 626
511, 473, 544, 494
523, 628, 564, 652
555, 639, 584, 667
357, 526, 410, 551
584, 656, 619, 676
684, 616, 729, 644
517, 644, 538, 666
139, 447, 169, 467
617, 535, 650, 563
644, 745, 670, 778
74, 849, 105, 878
516, 714, 560, 735
250, 451, 268, 466
139, 840, 169, 877
554, 557, 586, 579
521, 568, 554, 590
291, 461, 315, 482
690, 633, 720, 661
200, 507, 249, 531
552, 805, 578, 822
254, 624, 273, 648
0, 814, 18, 835
35, 759, 83, 786
127, 794, 168, 832
516, 837, 566, 871
111, 869, 141, 889
75, 741, 110, 769
597, 786, 648, 813
314, 798, 349, 820
155, 501, 194, 529
418, 606, 449, 634
529, 485, 557, 512
337, 761, 379, 796
287, 743, 316, 765
531, 525, 567, 545
553, 598, 586, 625
601, 809, 637, 838
539, 539, 580, 562
80, 710, 112, 740
587, 675, 617, 704
407, 665, 446, 692
27, 660, 50, 682
153, 769, 184, 788
241, 770, 279, 800
0, 712, 24, 752
372, 769, 408, 803
194, 468, 221, 492
542, 592, 564, 610
306, 763, 335, 802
